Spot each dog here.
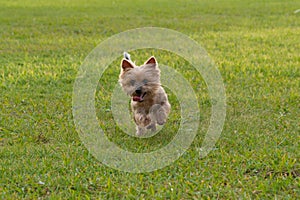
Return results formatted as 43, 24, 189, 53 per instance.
119, 52, 171, 136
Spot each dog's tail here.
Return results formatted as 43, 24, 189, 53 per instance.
123, 52, 131, 61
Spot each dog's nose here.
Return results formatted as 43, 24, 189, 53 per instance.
135, 87, 142, 95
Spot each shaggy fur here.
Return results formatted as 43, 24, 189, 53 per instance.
119, 54, 171, 136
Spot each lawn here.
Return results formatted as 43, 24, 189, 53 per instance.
0, 0, 299, 199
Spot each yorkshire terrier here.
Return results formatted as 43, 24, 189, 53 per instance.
119, 52, 171, 136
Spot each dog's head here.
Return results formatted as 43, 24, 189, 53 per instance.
119, 56, 161, 102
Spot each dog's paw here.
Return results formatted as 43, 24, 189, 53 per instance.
139, 115, 151, 126
150, 104, 168, 125
157, 118, 166, 125
156, 109, 167, 125
146, 123, 156, 132
135, 114, 150, 126
136, 126, 145, 136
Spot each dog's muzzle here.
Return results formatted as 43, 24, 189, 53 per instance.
132, 87, 146, 102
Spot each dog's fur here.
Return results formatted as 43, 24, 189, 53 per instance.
119, 53, 171, 136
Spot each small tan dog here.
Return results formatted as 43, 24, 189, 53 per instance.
119, 52, 171, 136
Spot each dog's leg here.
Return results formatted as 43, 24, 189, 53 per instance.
147, 112, 157, 131
134, 112, 150, 136
134, 113, 151, 127
136, 126, 146, 136
150, 104, 168, 125
150, 104, 169, 125
156, 107, 167, 125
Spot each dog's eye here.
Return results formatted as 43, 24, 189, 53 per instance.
130, 80, 135, 86
143, 79, 148, 84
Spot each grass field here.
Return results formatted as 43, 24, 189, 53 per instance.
1, 0, 299, 199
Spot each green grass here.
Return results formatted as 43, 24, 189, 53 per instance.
1, 0, 299, 199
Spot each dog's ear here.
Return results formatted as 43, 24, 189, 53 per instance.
144, 56, 157, 67
121, 59, 134, 71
